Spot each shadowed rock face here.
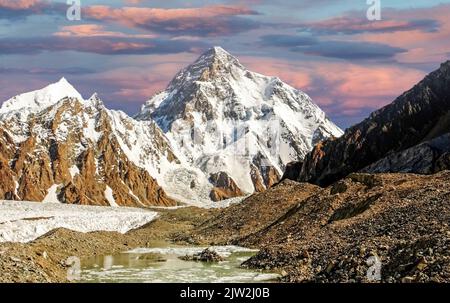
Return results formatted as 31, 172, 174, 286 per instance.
292, 61, 450, 187
281, 161, 303, 181
209, 172, 244, 202
362, 132, 450, 174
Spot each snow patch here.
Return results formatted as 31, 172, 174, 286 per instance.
43, 184, 61, 204
105, 186, 118, 207
0, 201, 158, 243
70, 165, 80, 178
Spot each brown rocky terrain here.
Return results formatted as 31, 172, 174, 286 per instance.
225, 172, 449, 283
286, 61, 450, 187
190, 180, 320, 244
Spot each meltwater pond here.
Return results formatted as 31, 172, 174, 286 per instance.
80, 245, 280, 283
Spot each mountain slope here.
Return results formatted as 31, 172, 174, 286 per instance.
288, 61, 450, 187
0, 79, 176, 206
137, 47, 343, 200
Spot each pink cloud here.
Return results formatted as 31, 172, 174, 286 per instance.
123, 0, 142, 4
87, 55, 194, 103
83, 5, 259, 36
85, 5, 255, 21
241, 56, 312, 89
54, 24, 157, 39
0, 0, 41, 9
353, 4, 450, 65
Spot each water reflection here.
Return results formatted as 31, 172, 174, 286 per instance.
81, 245, 279, 283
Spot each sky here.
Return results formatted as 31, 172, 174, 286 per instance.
1, 0, 449, 129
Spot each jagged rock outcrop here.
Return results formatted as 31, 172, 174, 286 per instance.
180, 248, 225, 263
209, 172, 244, 201
291, 61, 450, 187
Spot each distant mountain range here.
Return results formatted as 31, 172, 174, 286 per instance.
0, 47, 342, 206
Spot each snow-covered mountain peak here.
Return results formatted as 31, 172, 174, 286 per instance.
204, 46, 239, 64
136, 47, 343, 202
0, 77, 83, 116
163, 47, 244, 90
57, 76, 70, 86
211, 46, 229, 55
86, 92, 105, 108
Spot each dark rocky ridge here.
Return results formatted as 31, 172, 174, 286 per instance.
362, 132, 450, 174
287, 61, 450, 187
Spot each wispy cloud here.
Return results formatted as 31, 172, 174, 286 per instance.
83, 5, 261, 36
0, 0, 64, 19
0, 66, 94, 75
0, 36, 205, 55
54, 24, 158, 39
299, 16, 440, 35
296, 41, 407, 60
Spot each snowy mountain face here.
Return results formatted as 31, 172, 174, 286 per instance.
0, 78, 82, 116
137, 47, 343, 199
0, 79, 176, 207
0, 47, 343, 207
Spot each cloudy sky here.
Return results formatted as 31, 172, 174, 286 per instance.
1, 0, 449, 128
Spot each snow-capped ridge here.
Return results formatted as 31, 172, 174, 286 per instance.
204, 46, 238, 63
0, 77, 83, 116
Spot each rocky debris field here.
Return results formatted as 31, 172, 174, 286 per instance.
188, 180, 320, 245
232, 172, 450, 282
